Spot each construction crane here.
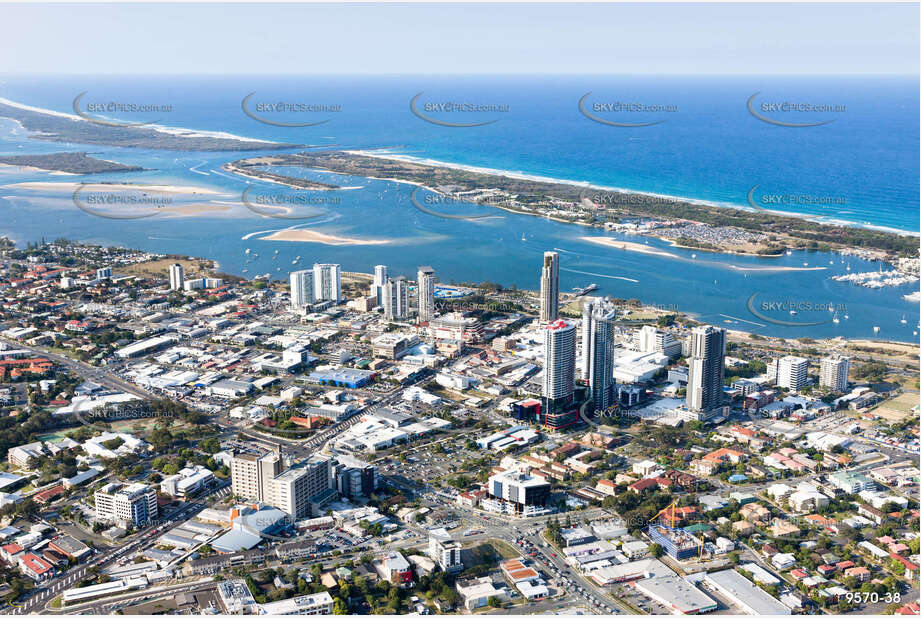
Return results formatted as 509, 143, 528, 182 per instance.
652, 500, 705, 560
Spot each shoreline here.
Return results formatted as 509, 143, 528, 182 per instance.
348, 149, 919, 239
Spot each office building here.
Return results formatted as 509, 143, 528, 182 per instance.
541, 319, 577, 429
582, 298, 616, 413
94, 482, 157, 527
289, 270, 315, 309
539, 251, 559, 323
686, 326, 727, 422
777, 356, 809, 392
819, 355, 850, 392
333, 456, 379, 499
417, 266, 436, 323
95, 267, 111, 280
383, 276, 409, 321
371, 264, 389, 305
168, 263, 184, 291
230, 450, 283, 503
269, 457, 333, 519
312, 263, 341, 303
488, 469, 551, 511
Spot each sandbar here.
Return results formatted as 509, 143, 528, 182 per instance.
5, 181, 224, 195
580, 236, 678, 259
261, 229, 389, 246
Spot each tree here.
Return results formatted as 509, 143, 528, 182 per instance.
333, 598, 348, 614
649, 543, 664, 558
487, 596, 501, 608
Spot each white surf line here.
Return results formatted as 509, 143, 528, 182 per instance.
241, 229, 283, 241
190, 161, 210, 176
719, 313, 766, 327
561, 267, 639, 283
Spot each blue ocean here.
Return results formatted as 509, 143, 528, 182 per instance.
0, 75, 918, 341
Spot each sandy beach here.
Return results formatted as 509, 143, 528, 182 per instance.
580, 236, 679, 258
5, 181, 224, 195
0, 163, 77, 176
260, 229, 389, 246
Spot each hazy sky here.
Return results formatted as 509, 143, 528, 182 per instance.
1, 3, 918, 75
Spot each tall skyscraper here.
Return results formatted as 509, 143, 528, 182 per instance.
686, 325, 727, 422
777, 356, 809, 391
417, 265, 436, 323
168, 263, 184, 291
541, 319, 577, 429
371, 264, 389, 304
383, 276, 409, 321
582, 298, 616, 413
312, 263, 341, 303
539, 251, 560, 323
289, 269, 315, 309
819, 355, 850, 392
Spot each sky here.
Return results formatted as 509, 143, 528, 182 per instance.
0, 3, 918, 75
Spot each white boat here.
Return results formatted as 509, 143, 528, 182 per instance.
786, 250, 792, 256
873, 326, 880, 333
245, 248, 251, 254
901, 315, 907, 324
521, 233, 526, 241
691, 253, 697, 259
832, 312, 839, 324
789, 310, 797, 316
803, 262, 808, 266
844, 314, 849, 320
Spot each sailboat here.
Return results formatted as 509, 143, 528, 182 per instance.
832, 312, 840, 324
844, 314, 849, 320
691, 254, 697, 259
521, 233, 526, 242
873, 326, 880, 334
786, 250, 792, 256
900, 314, 907, 324
846, 264, 851, 271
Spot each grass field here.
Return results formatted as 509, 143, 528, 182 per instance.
873, 392, 919, 421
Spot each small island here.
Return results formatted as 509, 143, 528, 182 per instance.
222, 156, 339, 190
0, 152, 144, 174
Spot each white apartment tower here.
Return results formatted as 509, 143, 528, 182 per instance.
383, 276, 409, 321
168, 263, 184, 291
290, 269, 316, 309
819, 355, 850, 392
777, 356, 809, 392
312, 263, 341, 303
542, 319, 576, 411
417, 266, 436, 323
428, 528, 463, 573
686, 325, 727, 422
94, 482, 158, 527
582, 298, 616, 412
371, 264, 389, 305
539, 251, 560, 323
